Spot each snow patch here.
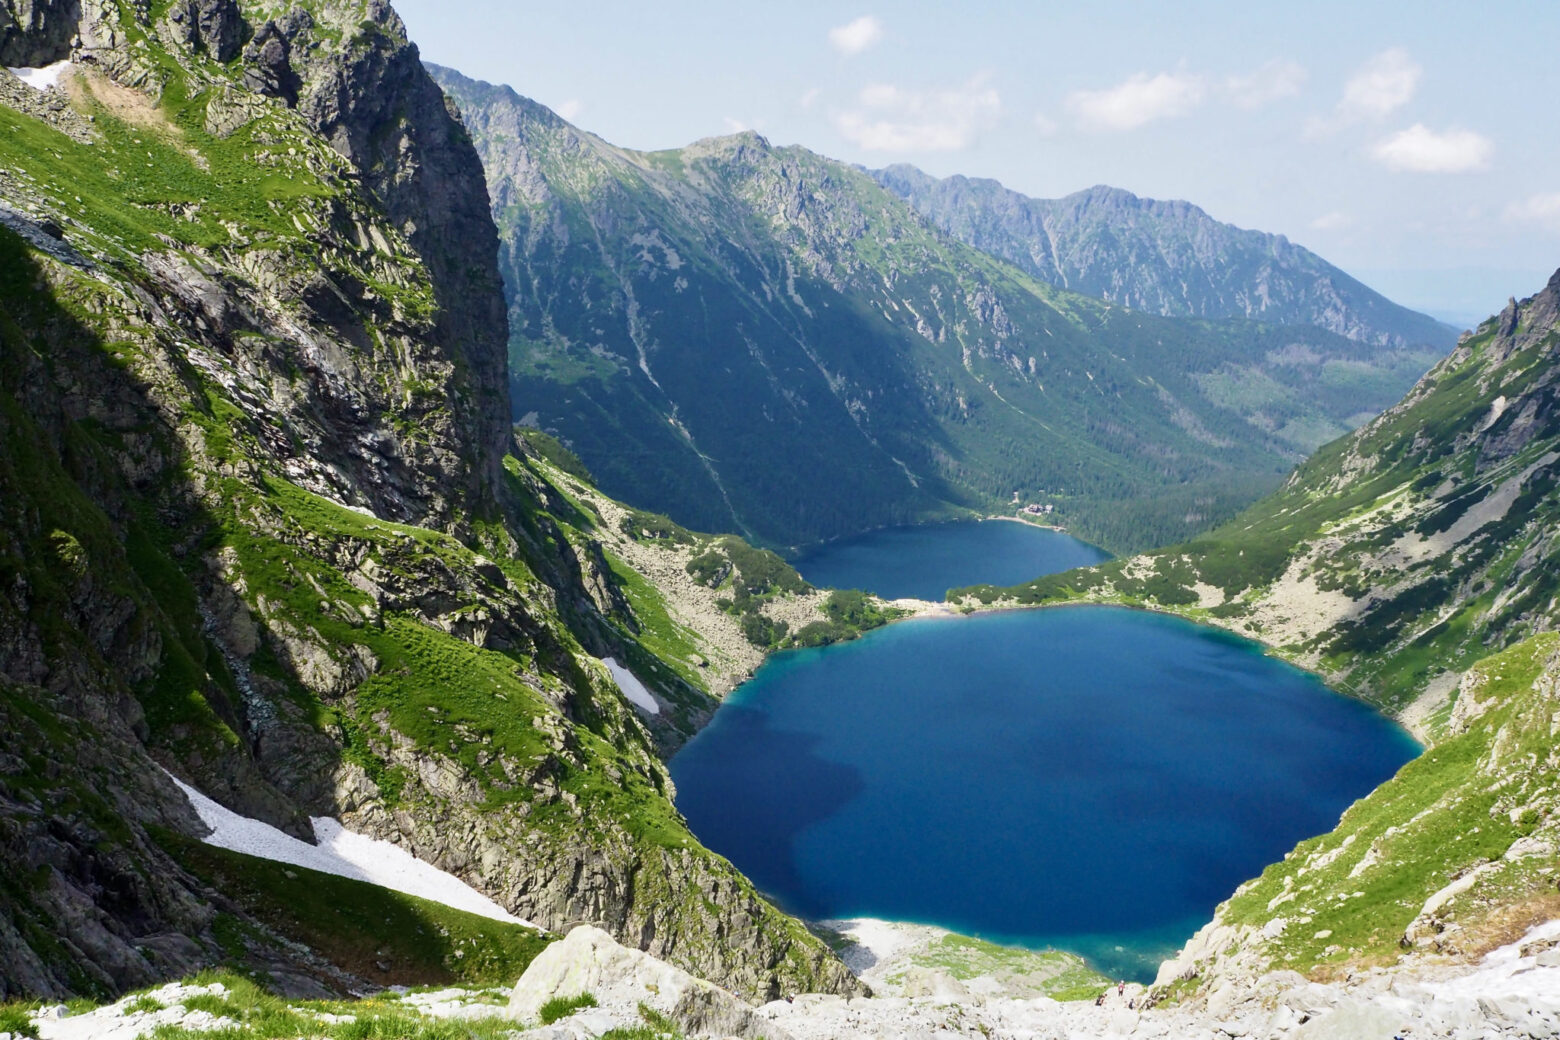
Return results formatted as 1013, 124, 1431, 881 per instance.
7, 61, 73, 91
602, 655, 659, 714
166, 772, 535, 927
1425, 918, 1560, 1002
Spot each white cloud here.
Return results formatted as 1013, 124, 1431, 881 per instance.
1225, 59, 1307, 110
1371, 124, 1492, 173
1033, 111, 1058, 136
722, 117, 749, 133
834, 76, 1000, 152
1066, 72, 1206, 131
554, 99, 583, 121
1309, 211, 1352, 231
1505, 192, 1560, 233
828, 15, 883, 55
800, 87, 821, 110
1339, 48, 1420, 121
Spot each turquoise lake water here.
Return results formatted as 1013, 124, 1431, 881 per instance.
671, 523, 1419, 982
789, 519, 1109, 601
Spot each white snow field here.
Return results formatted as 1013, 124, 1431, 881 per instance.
602, 655, 659, 713
6, 60, 73, 90
166, 772, 535, 927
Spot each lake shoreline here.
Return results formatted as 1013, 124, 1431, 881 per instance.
673, 597, 1418, 984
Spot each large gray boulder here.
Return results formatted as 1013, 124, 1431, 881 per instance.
510, 926, 789, 1040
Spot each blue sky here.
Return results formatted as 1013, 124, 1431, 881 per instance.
396, 0, 1560, 325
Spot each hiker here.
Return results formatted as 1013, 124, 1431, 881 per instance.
1095, 993, 1105, 1007
1117, 980, 1125, 996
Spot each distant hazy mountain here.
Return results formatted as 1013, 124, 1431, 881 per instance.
873, 165, 1458, 352
433, 66, 1445, 553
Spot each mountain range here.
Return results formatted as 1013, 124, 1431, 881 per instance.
433, 66, 1452, 553
873, 165, 1457, 348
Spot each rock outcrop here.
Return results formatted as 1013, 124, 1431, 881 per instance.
511, 926, 784, 1039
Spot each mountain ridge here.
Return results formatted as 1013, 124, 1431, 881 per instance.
0, 0, 858, 1002
873, 164, 1458, 352
433, 65, 1443, 554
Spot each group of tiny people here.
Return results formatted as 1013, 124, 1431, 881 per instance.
1093, 978, 1152, 1012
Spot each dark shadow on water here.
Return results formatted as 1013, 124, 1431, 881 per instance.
671, 706, 865, 917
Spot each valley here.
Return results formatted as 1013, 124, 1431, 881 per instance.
432, 66, 1452, 555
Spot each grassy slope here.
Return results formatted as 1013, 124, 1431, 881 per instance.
157, 831, 554, 988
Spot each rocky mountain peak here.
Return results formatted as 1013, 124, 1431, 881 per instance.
874, 162, 1455, 350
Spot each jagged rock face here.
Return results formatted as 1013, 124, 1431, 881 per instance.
12, 0, 510, 529
0, 0, 78, 66
874, 165, 1458, 351
435, 66, 1444, 553
159, 0, 244, 64
279, 1, 513, 492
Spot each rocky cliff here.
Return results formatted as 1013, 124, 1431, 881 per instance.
875, 165, 1458, 352
0, 0, 855, 1002
434, 67, 1444, 554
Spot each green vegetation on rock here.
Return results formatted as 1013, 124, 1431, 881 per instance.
537, 992, 598, 1024
0, 0, 858, 1005
158, 830, 554, 987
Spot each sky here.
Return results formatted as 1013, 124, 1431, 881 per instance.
395, 0, 1560, 326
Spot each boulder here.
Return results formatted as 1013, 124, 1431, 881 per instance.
510, 925, 789, 1040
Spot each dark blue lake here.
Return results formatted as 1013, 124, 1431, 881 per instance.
789, 519, 1109, 601
671, 607, 1419, 982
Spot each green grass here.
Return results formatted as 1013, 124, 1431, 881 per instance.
537, 992, 597, 1024
887, 933, 1111, 1002
133, 974, 521, 1040
603, 551, 708, 690
0, 1004, 38, 1038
